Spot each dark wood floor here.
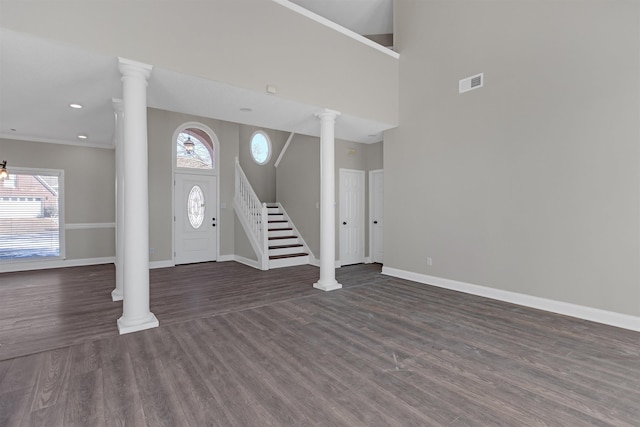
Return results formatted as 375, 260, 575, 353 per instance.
0, 262, 639, 426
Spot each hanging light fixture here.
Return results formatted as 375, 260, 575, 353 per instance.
0, 160, 8, 179
183, 136, 195, 154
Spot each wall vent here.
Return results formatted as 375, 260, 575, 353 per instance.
459, 73, 484, 94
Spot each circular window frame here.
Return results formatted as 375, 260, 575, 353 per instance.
250, 130, 272, 165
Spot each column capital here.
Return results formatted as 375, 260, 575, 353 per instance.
315, 108, 341, 121
118, 57, 153, 81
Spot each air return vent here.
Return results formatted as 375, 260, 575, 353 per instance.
459, 73, 484, 94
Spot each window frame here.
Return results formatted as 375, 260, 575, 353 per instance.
174, 124, 218, 175
0, 166, 65, 264
250, 130, 272, 165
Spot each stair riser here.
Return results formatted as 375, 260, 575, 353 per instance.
269, 247, 304, 257
267, 207, 280, 214
269, 255, 309, 269
268, 214, 285, 221
268, 229, 294, 238
268, 237, 299, 246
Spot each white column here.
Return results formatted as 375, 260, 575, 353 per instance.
117, 58, 158, 334
111, 98, 124, 301
313, 109, 342, 292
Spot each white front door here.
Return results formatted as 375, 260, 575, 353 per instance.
174, 173, 217, 265
339, 169, 365, 266
370, 169, 384, 264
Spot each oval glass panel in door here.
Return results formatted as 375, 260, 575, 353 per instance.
187, 185, 205, 229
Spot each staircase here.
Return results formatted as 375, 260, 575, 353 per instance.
234, 158, 312, 270
266, 204, 309, 269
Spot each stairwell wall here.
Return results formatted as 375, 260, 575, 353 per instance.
238, 125, 289, 203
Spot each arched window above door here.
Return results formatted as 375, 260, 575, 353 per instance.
176, 128, 214, 170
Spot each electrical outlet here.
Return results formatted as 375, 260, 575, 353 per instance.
426, 257, 433, 267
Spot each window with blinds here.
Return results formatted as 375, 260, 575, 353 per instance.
0, 168, 64, 261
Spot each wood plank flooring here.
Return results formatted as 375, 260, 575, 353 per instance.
1, 262, 639, 426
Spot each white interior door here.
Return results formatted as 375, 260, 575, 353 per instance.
174, 173, 217, 265
370, 169, 384, 264
340, 169, 365, 266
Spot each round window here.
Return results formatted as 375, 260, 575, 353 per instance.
250, 131, 271, 165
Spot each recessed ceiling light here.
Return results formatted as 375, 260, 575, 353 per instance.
69, 103, 83, 109
240, 107, 253, 112
78, 134, 88, 140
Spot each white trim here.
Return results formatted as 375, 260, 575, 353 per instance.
0, 132, 114, 150
66, 222, 115, 230
0, 256, 114, 273
271, 0, 399, 59
364, 256, 372, 264
381, 267, 640, 332
149, 260, 174, 269
233, 255, 261, 269
217, 254, 235, 262
274, 132, 295, 168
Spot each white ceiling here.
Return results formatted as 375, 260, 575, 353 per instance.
0, 1, 394, 150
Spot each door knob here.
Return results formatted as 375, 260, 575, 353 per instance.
212, 217, 216, 221
373, 221, 378, 224
343, 221, 347, 225
212, 224, 216, 227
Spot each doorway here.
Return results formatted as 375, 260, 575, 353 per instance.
339, 168, 365, 266
174, 173, 218, 264
369, 169, 384, 264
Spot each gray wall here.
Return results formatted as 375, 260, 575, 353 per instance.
238, 125, 289, 203
388, 1, 640, 317
276, 134, 320, 256
276, 136, 383, 260
0, 138, 116, 260
147, 108, 239, 262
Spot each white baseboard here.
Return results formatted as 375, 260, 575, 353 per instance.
217, 254, 235, 262
233, 255, 261, 269
364, 257, 372, 264
382, 267, 640, 332
0, 256, 115, 273
149, 260, 174, 269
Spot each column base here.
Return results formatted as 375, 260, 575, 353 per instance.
313, 280, 343, 292
111, 288, 123, 301
117, 313, 159, 335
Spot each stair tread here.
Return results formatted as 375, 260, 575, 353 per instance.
269, 227, 293, 231
269, 244, 303, 250
269, 252, 308, 260
268, 220, 288, 223
268, 213, 282, 216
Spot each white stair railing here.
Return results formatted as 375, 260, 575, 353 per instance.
234, 158, 269, 269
